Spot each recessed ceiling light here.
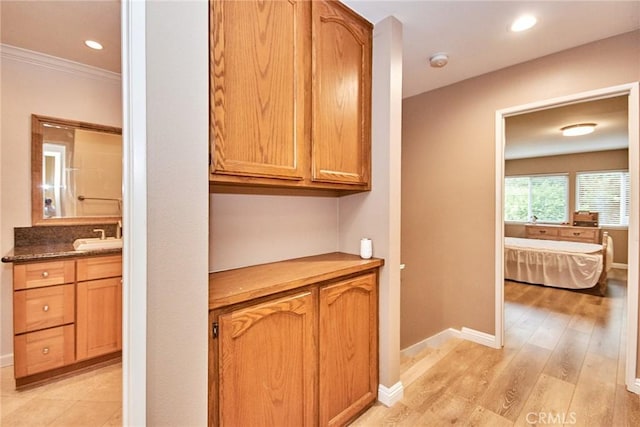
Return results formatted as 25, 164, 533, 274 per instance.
511, 14, 537, 32
84, 40, 103, 50
561, 123, 597, 137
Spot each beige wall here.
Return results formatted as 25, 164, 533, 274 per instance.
505, 149, 629, 264
401, 30, 640, 350
0, 46, 121, 365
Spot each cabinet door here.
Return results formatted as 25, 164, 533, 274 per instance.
312, 0, 372, 186
211, 0, 309, 181
319, 273, 377, 426
217, 291, 317, 426
76, 277, 122, 360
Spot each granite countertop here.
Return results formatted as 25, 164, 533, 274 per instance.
2, 243, 122, 263
2, 223, 122, 263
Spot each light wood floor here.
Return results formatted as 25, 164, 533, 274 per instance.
353, 269, 640, 426
2, 272, 638, 426
0, 362, 121, 426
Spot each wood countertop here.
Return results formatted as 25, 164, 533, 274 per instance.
209, 252, 384, 310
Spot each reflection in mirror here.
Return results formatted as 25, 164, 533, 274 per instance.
32, 115, 122, 225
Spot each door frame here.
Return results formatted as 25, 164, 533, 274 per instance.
494, 82, 640, 393
121, 0, 147, 424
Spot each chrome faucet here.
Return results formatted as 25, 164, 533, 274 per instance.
93, 228, 106, 240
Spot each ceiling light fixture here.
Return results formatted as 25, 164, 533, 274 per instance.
561, 123, 597, 137
429, 53, 449, 68
84, 40, 103, 50
510, 14, 537, 32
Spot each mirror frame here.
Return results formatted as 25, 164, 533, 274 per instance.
32, 114, 123, 226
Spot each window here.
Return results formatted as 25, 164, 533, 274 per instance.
576, 171, 630, 226
505, 174, 569, 223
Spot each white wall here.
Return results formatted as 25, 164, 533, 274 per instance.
337, 16, 403, 399
210, 194, 339, 271
145, 0, 209, 425
0, 45, 121, 365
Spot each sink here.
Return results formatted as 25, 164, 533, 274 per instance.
73, 237, 123, 251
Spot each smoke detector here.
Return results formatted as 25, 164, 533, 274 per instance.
429, 53, 449, 68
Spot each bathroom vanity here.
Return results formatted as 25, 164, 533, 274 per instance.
3, 225, 122, 388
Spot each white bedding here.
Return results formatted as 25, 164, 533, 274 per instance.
504, 237, 606, 290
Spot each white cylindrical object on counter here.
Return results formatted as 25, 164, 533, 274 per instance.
360, 238, 372, 259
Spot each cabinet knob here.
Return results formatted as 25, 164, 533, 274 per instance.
41, 271, 49, 278
43, 305, 49, 312
42, 347, 49, 355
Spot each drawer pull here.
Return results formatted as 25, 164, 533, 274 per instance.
573, 232, 580, 236
42, 347, 49, 355
42, 304, 49, 312
41, 271, 49, 278
539, 230, 546, 234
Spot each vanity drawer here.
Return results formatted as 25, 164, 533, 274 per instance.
558, 227, 599, 243
14, 284, 74, 334
13, 260, 75, 290
14, 325, 75, 378
77, 255, 122, 281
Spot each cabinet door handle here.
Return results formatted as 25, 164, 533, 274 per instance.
42, 347, 49, 355
42, 304, 49, 312
41, 271, 49, 278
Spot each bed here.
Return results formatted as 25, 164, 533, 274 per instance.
504, 229, 612, 295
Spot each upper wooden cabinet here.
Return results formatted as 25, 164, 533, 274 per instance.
311, 0, 372, 187
209, 0, 372, 194
210, 0, 308, 181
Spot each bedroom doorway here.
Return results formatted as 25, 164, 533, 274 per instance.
494, 83, 640, 394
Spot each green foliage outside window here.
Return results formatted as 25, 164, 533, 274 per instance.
505, 175, 568, 223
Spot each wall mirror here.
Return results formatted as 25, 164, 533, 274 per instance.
32, 114, 122, 225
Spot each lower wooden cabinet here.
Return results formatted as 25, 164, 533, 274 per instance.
319, 273, 377, 426
216, 291, 317, 426
76, 277, 122, 360
12, 254, 122, 386
210, 268, 379, 427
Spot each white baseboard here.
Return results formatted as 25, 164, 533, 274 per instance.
401, 326, 498, 359
612, 262, 629, 270
461, 327, 500, 349
627, 378, 640, 395
401, 328, 460, 358
1, 353, 14, 368
378, 381, 404, 407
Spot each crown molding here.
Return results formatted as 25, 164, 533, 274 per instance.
1, 44, 121, 82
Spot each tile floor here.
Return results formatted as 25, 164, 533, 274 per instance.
0, 362, 121, 426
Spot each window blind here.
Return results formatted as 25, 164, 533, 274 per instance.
576, 171, 629, 226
